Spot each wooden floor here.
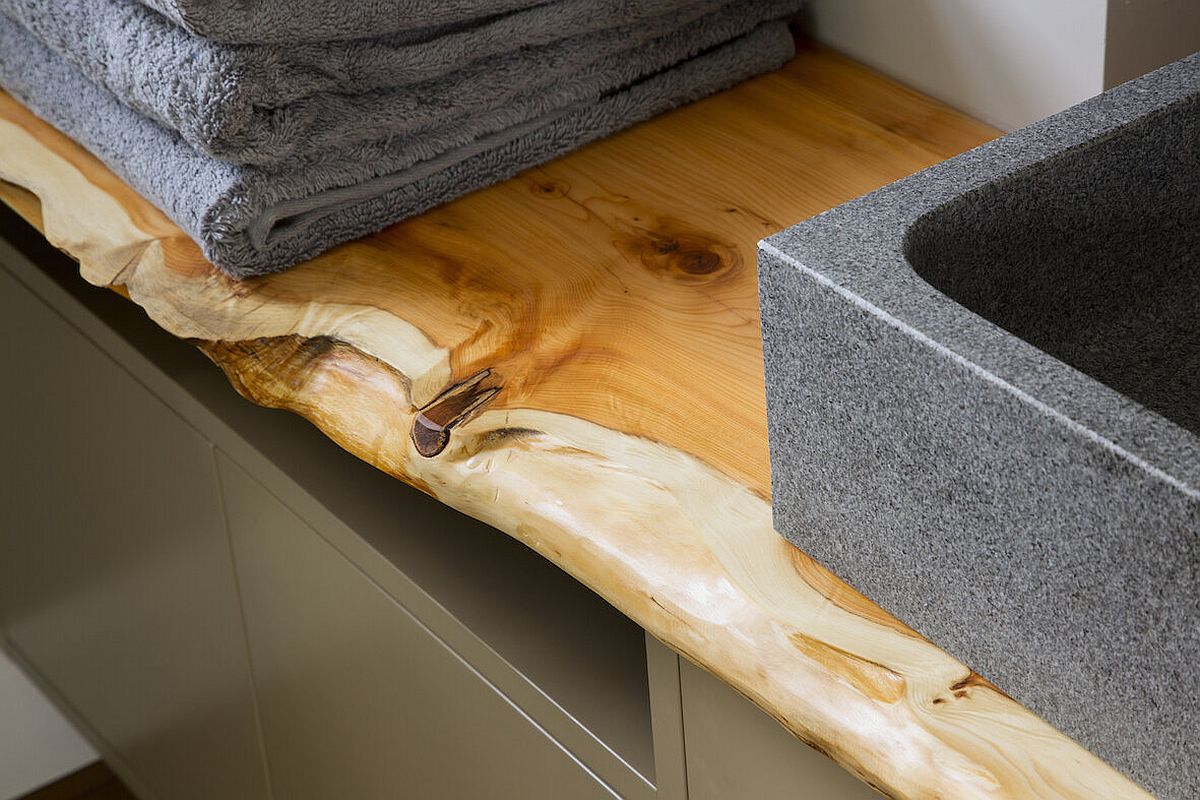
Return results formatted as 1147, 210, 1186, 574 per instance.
19, 764, 134, 800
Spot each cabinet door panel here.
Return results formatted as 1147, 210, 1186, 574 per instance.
217, 453, 617, 800
680, 659, 880, 799
0, 261, 269, 800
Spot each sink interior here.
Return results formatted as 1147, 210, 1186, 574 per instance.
904, 95, 1200, 436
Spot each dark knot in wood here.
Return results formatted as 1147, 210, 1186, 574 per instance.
630, 227, 738, 283
529, 178, 569, 199
411, 368, 501, 458
678, 249, 722, 275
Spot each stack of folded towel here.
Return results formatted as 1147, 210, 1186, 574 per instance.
0, 0, 801, 277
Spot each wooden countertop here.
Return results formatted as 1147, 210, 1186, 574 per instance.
0, 42, 1150, 800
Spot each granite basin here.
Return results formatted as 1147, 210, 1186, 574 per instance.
758, 53, 1198, 799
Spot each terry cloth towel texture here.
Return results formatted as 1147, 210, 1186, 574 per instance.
0, 13, 795, 277
0, 0, 796, 165
137, 0, 545, 44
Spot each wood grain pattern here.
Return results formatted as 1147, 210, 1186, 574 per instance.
0, 43, 1152, 800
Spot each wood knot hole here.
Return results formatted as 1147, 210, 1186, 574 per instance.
411, 368, 501, 458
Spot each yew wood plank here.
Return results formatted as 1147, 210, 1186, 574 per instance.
0, 44, 1152, 800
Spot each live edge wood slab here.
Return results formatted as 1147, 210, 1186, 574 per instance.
0, 44, 1152, 800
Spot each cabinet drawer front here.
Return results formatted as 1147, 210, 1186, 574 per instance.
218, 453, 619, 800
0, 257, 269, 800
680, 659, 881, 800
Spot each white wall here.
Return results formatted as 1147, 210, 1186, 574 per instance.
1105, 0, 1200, 86
0, 651, 96, 799
807, 0, 1109, 131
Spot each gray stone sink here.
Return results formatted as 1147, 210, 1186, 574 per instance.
758, 53, 1198, 798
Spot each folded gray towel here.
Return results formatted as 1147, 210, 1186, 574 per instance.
137, 0, 541, 44
0, 13, 795, 276
1, 0, 793, 165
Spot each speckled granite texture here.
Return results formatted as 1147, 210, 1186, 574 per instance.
759, 53, 1199, 799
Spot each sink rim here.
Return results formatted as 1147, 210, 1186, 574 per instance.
760, 51, 1200, 496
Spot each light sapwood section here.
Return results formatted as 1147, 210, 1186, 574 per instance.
0, 44, 1153, 800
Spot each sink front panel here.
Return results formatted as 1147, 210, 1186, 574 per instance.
759, 53, 1200, 800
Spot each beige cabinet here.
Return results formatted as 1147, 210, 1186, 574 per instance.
0, 219, 877, 800
0, 259, 269, 800
217, 453, 617, 800
678, 658, 881, 800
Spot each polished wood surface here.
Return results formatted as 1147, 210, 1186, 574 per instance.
19, 763, 134, 800
0, 43, 1151, 799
